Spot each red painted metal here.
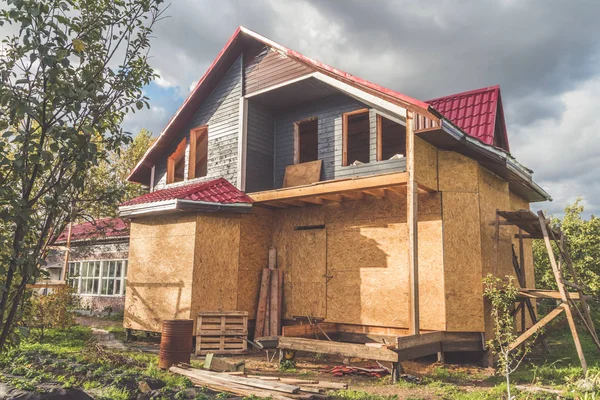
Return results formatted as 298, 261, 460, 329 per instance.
426, 85, 509, 151
159, 319, 194, 369
54, 218, 129, 244
121, 177, 253, 207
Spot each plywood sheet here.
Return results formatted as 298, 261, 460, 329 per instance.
438, 151, 479, 192
289, 229, 327, 318
191, 214, 241, 320
237, 208, 273, 318
124, 215, 197, 332
282, 160, 323, 188
417, 219, 445, 331
442, 191, 484, 332
414, 137, 438, 191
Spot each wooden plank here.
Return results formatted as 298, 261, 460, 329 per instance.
297, 196, 324, 205
406, 110, 419, 335
270, 271, 280, 336
283, 160, 323, 188
254, 269, 271, 339
282, 323, 339, 338
363, 188, 386, 198
249, 172, 408, 203
508, 305, 565, 351
278, 337, 398, 362
376, 114, 383, 161
396, 332, 446, 350
320, 194, 343, 203
340, 191, 364, 200
538, 211, 588, 373
518, 289, 586, 300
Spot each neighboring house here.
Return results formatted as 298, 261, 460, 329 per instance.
118, 27, 550, 355
49, 218, 130, 312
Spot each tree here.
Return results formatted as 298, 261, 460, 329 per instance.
534, 199, 600, 296
484, 274, 537, 400
0, 0, 164, 350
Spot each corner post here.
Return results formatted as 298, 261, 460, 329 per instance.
407, 110, 419, 335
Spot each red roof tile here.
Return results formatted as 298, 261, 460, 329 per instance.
426, 85, 509, 151
55, 217, 129, 243
120, 178, 253, 207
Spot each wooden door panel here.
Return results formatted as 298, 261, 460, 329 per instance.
290, 229, 326, 318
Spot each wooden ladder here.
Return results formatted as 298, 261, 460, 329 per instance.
509, 211, 600, 373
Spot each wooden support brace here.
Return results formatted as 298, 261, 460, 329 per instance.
508, 304, 565, 351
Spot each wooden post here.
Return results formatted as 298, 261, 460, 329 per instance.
61, 221, 73, 282
406, 110, 419, 335
538, 211, 588, 373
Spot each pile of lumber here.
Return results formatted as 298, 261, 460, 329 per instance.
255, 247, 283, 338
169, 365, 346, 399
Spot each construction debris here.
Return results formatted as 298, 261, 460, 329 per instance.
203, 353, 245, 373
321, 365, 389, 378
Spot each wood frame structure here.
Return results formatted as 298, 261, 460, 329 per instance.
496, 209, 600, 373
166, 137, 187, 184
188, 126, 208, 180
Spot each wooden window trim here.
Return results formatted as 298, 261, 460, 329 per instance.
342, 108, 369, 167
293, 117, 317, 165
166, 138, 187, 184
188, 126, 208, 179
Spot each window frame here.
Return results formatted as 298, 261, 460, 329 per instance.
188, 126, 208, 179
376, 114, 407, 161
67, 259, 128, 297
166, 138, 187, 184
342, 108, 370, 167
293, 117, 319, 164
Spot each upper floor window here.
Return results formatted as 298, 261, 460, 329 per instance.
294, 118, 318, 164
189, 126, 208, 179
342, 109, 370, 166
167, 138, 186, 184
376, 115, 406, 161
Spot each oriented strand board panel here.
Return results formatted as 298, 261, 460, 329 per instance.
191, 214, 241, 320
438, 151, 479, 192
417, 218, 446, 331
290, 229, 327, 318
282, 160, 322, 188
442, 192, 484, 332
414, 137, 438, 191
237, 208, 273, 318
124, 214, 197, 332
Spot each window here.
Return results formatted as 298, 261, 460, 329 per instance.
166, 138, 187, 184
188, 126, 208, 179
377, 115, 406, 161
342, 109, 370, 166
67, 260, 128, 296
293, 118, 318, 164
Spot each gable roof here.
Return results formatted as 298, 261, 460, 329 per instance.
127, 26, 436, 185
121, 177, 253, 207
426, 85, 509, 151
55, 217, 129, 244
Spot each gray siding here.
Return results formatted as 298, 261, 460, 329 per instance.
272, 94, 406, 189
154, 56, 243, 190
245, 101, 274, 193
245, 47, 312, 94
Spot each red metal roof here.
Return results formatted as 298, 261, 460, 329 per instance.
426, 85, 509, 151
55, 217, 130, 243
121, 178, 253, 207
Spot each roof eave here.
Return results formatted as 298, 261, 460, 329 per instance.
118, 198, 252, 218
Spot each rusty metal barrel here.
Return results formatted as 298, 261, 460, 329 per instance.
159, 319, 194, 369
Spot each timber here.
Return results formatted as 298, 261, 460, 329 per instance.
406, 110, 419, 335
277, 337, 399, 363
508, 305, 565, 351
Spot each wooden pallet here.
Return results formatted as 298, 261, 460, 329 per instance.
196, 311, 248, 355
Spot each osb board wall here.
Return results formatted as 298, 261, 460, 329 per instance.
441, 191, 484, 332
438, 151, 479, 193
272, 192, 445, 331
415, 137, 438, 191
124, 214, 197, 332
237, 208, 273, 318
190, 214, 241, 320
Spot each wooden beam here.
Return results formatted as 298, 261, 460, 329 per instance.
320, 194, 343, 203
376, 114, 383, 161
386, 186, 406, 195
364, 188, 386, 198
508, 305, 565, 351
518, 289, 588, 300
250, 172, 408, 203
280, 199, 305, 207
281, 323, 339, 338
406, 110, 419, 335
293, 122, 300, 165
297, 196, 324, 205
340, 191, 364, 200
254, 269, 271, 339
278, 337, 398, 362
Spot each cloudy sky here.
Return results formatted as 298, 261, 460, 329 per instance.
3, 0, 600, 216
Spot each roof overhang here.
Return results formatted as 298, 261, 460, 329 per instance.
416, 117, 551, 202
118, 199, 252, 218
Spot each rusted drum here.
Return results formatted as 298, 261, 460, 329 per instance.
159, 319, 194, 369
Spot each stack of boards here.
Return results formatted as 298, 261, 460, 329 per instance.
255, 247, 283, 338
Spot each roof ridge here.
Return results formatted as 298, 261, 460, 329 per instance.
426, 85, 500, 103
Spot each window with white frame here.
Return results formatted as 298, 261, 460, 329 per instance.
67, 260, 127, 296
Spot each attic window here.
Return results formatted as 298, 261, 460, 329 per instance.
377, 115, 406, 161
342, 109, 370, 166
294, 118, 318, 164
189, 126, 208, 179
167, 138, 186, 184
